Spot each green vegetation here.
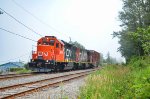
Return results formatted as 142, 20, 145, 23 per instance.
9, 67, 24, 72
113, 0, 150, 62
16, 68, 31, 74
79, 65, 129, 99
9, 66, 31, 74
79, 57, 150, 99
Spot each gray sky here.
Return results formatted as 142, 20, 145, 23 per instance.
0, 0, 124, 64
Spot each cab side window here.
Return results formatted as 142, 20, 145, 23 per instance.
38, 42, 41, 45
56, 43, 59, 48
61, 44, 63, 50
50, 40, 55, 46
43, 38, 48, 45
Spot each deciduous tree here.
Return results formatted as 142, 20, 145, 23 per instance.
113, 0, 150, 61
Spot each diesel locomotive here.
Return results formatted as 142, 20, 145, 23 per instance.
29, 36, 100, 72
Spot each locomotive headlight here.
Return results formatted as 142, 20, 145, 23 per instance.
32, 59, 34, 62
46, 60, 48, 62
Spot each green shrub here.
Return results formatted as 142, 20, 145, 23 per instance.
123, 66, 150, 98
128, 56, 150, 69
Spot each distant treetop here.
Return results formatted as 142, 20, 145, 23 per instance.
69, 41, 85, 49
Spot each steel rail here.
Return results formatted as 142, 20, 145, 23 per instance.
0, 73, 36, 80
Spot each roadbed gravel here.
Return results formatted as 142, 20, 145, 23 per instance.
0, 69, 90, 88
17, 77, 86, 99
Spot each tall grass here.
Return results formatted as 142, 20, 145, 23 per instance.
79, 56, 150, 99
79, 65, 130, 99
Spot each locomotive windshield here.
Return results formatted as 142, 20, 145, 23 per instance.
50, 40, 55, 46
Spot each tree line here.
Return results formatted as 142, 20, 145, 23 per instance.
113, 0, 150, 62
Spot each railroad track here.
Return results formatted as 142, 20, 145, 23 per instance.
0, 73, 39, 80
0, 70, 88, 80
0, 68, 98, 99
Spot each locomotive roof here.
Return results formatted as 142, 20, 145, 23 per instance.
61, 40, 87, 50
61, 40, 76, 47
45, 36, 56, 38
43, 36, 64, 45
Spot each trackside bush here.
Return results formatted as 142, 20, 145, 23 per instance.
128, 56, 150, 69
125, 56, 150, 98
124, 66, 150, 98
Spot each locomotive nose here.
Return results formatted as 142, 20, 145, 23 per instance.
37, 46, 55, 60
31, 45, 55, 61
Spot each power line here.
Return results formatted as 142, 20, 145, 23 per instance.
12, 0, 69, 38
0, 7, 42, 37
0, 27, 37, 42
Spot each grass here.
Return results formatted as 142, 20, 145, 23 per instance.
16, 68, 32, 74
79, 56, 150, 99
79, 65, 130, 99
9, 67, 31, 74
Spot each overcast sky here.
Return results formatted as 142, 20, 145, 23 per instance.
0, 0, 124, 64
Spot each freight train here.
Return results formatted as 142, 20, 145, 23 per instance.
29, 36, 100, 72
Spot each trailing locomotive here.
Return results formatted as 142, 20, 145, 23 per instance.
29, 36, 100, 72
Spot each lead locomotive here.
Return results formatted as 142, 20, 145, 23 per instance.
29, 36, 100, 72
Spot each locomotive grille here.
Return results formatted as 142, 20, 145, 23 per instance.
38, 56, 43, 59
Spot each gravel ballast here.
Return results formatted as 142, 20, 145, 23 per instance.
17, 77, 86, 99
0, 69, 90, 88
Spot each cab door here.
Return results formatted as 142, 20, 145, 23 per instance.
55, 41, 64, 62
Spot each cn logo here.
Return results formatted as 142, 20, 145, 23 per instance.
38, 52, 48, 56
66, 49, 72, 57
